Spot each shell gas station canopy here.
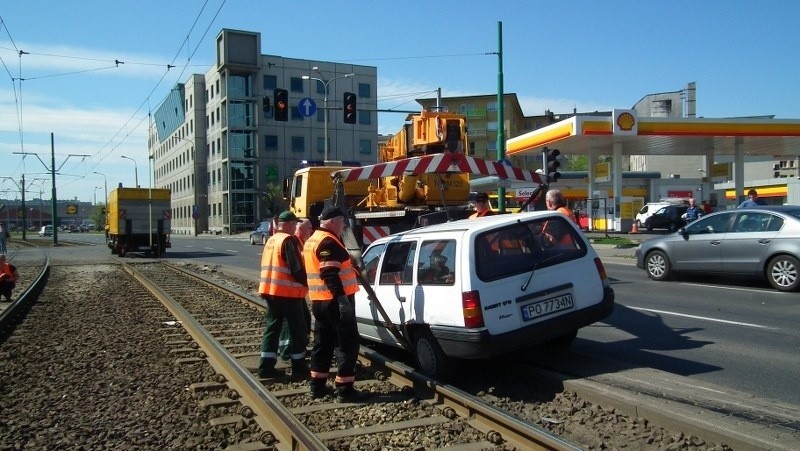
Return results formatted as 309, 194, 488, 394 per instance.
506, 110, 800, 205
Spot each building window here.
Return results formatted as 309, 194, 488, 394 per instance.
291, 107, 304, 121
264, 135, 278, 151
291, 136, 305, 152
359, 139, 372, 155
358, 110, 371, 125
358, 83, 371, 98
315, 81, 325, 95
487, 121, 498, 132
290, 77, 304, 93
263, 75, 277, 91
317, 137, 326, 154
487, 101, 497, 112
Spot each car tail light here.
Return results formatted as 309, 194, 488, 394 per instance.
594, 258, 611, 288
462, 290, 485, 328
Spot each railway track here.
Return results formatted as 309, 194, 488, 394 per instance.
2, 242, 795, 449
126, 261, 579, 450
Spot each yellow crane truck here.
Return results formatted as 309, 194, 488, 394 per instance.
105, 187, 171, 257
284, 110, 473, 247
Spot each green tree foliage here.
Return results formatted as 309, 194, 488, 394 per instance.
261, 183, 285, 218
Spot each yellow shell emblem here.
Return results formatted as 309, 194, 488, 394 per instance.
616, 112, 635, 131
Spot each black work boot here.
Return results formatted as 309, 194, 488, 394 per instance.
336, 384, 370, 403
308, 378, 331, 399
290, 359, 309, 380
257, 357, 281, 378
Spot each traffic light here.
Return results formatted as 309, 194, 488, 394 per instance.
545, 147, 561, 183
262, 96, 271, 113
343, 92, 357, 124
274, 89, 288, 121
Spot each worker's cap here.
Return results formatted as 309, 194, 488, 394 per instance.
319, 206, 345, 220
277, 210, 298, 222
474, 192, 489, 202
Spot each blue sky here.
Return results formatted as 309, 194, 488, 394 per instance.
2, 0, 799, 202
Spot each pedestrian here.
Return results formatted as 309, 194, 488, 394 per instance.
278, 216, 313, 362
469, 192, 495, 219
257, 210, 309, 379
0, 222, 9, 254
0, 253, 20, 302
684, 198, 703, 222
304, 206, 369, 402
738, 189, 764, 208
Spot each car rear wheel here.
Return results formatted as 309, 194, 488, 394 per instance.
249, 235, 256, 245
261, 235, 267, 246
546, 330, 578, 348
412, 328, 451, 380
766, 255, 800, 292
646, 250, 671, 281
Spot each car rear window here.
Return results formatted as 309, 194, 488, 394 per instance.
474, 216, 588, 281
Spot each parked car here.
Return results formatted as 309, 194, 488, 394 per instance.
39, 225, 53, 237
635, 205, 800, 291
635, 200, 684, 227
644, 205, 688, 232
249, 219, 274, 245
355, 211, 615, 378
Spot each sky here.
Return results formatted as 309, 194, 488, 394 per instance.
1, 0, 799, 203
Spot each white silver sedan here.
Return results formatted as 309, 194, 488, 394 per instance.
635, 206, 800, 292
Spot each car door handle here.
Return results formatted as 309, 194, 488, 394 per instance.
758, 239, 771, 245
710, 240, 721, 245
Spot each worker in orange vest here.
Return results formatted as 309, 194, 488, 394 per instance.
278, 217, 314, 362
541, 189, 578, 248
469, 192, 496, 219
0, 253, 20, 302
257, 211, 309, 379
303, 206, 369, 403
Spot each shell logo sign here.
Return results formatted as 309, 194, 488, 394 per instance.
613, 109, 637, 135
66, 204, 78, 215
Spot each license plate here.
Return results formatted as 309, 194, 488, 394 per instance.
521, 294, 574, 321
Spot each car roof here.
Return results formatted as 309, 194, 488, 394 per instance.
369, 210, 566, 243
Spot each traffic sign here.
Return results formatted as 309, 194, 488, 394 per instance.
298, 98, 317, 117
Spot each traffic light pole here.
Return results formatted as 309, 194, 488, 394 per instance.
303, 70, 354, 162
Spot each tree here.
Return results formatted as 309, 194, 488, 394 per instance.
261, 183, 285, 218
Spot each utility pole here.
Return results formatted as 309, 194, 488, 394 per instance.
495, 21, 506, 213
13, 133, 89, 246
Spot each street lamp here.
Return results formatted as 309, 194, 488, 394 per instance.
120, 155, 138, 188
94, 186, 102, 205
302, 67, 354, 161
93, 171, 108, 207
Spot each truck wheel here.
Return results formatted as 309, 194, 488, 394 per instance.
412, 329, 451, 380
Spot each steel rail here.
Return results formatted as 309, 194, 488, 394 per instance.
162, 261, 582, 450
122, 262, 327, 451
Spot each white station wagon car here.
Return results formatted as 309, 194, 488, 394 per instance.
355, 211, 615, 378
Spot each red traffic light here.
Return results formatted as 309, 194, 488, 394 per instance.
274, 89, 288, 121
343, 92, 357, 124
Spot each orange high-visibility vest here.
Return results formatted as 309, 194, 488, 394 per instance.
303, 229, 359, 301
0, 262, 17, 283
258, 232, 307, 298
